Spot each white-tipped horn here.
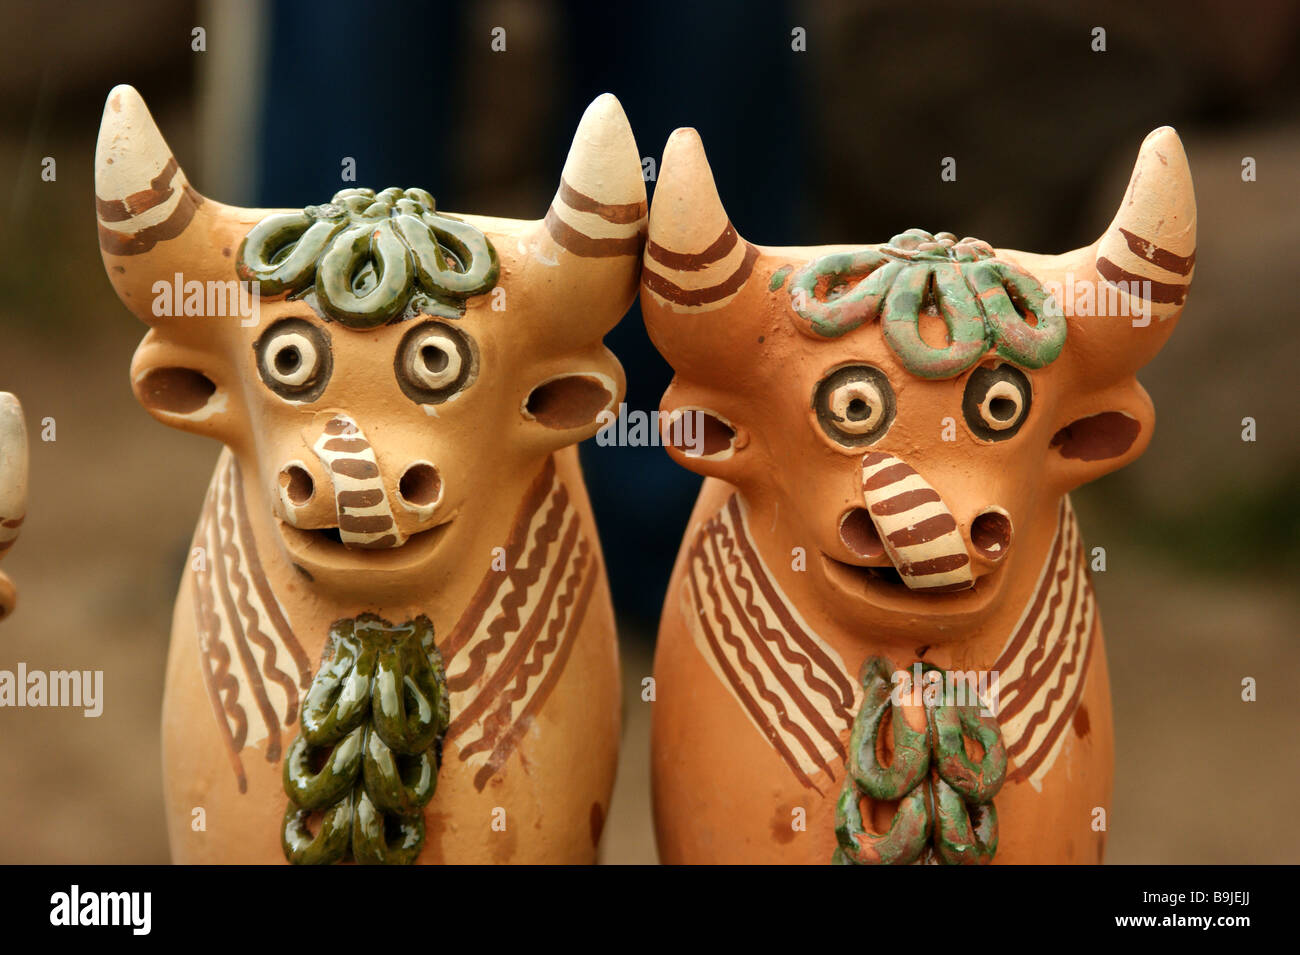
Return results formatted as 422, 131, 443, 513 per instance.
96, 84, 206, 260
1095, 126, 1197, 324
542, 93, 647, 259
642, 128, 757, 313
0, 393, 28, 558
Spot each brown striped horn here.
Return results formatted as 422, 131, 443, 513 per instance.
643, 128, 757, 316
96, 85, 257, 324
998, 127, 1196, 378
516, 92, 647, 353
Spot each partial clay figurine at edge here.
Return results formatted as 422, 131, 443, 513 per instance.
0, 393, 28, 619
643, 127, 1195, 863
95, 85, 646, 863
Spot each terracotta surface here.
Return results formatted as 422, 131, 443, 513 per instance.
643, 127, 1196, 864
0, 393, 27, 620
95, 85, 646, 863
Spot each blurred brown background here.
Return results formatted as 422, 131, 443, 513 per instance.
0, 0, 1296, 864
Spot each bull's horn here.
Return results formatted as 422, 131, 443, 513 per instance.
1094, 126, 1197, 326
96, 85, 248, 323
642, 128, 757, 314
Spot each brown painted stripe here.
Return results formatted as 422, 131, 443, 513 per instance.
544, 206, 643, 258
992, 501, 1069, 671
447, 483, 568, 694
336, 488, 383, 508
232, 458, 311, 687
192, 484, 248, 792
322, 437, 369, 453
1007, 597, 1091, 759
472, 551, 598, 791
887, 512, 957, 548
331, 458, 378, 479
870, 487, 941, 517
1096, 257, 1188, 304
449, 518, 579, 743
904, 553, 969, 576
726, 497, 856, 714
862, 451, 892, 468
998, 528, 1079, 721
646, 222, 739, 271
999, 541, 1086, 719
707, 522, 841, 773
863, 461, 915, 492
2, 516, 25, 529
323, 417, 355, 435
0, 540, 13, 553
1118, 227, 1195, 275
688, 546, 816, 791
355, 533, 398, 549
458, 532, 586, 760
1006, 615, 1096, 782
338, 513, 393, 533
214, 469, 282, 761
558, 178, 646, 224
95, 156, 179, 222
97, 186, 203, 256
642, 241, 759, 307
219, 467, 300, 735
440, 458, 556, 660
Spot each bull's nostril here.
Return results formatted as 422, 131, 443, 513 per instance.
840, 508, 885, 560
971, 509, 1013, 561
279, 465, 314, 506
399, 462, 442, 508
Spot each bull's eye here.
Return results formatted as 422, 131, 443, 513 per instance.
814, 365, 896, 447
963, 364, 1032, 441
255, 318, 331, 401
396, 321, 476, 405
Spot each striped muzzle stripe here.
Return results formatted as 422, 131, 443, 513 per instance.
311, 415, 402, 549
860, 451, 973, 592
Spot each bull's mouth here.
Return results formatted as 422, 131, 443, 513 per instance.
820, 552, 999, 612
276, 517, 455, 570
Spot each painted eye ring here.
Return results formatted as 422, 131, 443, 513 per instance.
828, 379, 887, 435
814, 365, 896, 447
395, 320, 476, 405
255, 318, 332, 401
962, 364, 1031, 441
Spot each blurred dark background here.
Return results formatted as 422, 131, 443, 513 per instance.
0, 0, 1295, 863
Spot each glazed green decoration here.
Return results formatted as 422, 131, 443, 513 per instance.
788, 229, 1066, 379
833, 656, 1006, 866
282, 614, 450, 865
238, 187, 499, 328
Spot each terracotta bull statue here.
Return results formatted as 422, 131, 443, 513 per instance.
643, 126, 1195, 864
0, 393, 27, 620
96, 85, 645, 863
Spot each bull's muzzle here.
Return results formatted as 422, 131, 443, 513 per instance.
858, 451, 974, 593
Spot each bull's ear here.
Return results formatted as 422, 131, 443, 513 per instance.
518, 345, 625, 452
96, 84, 259, 324
656, 380, 748, 481
1044, 380, 1155, 492
129, 330, 238, 442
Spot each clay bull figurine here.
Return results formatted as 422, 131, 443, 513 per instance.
96, 85, 646, 863
643, 126, 1195, 863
